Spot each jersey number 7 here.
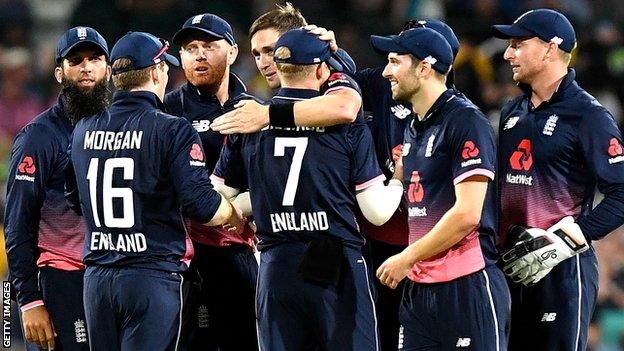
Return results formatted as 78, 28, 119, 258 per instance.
274, 137, 308, 206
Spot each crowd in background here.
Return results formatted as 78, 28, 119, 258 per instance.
0, 0, 623, 350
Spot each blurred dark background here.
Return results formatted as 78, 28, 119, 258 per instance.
1, 1, 624, 350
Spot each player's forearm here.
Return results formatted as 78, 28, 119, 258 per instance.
293, 92, 360, 127
5, 237, 43, 307
205, 195, 234, 226
403, 206, 481, 265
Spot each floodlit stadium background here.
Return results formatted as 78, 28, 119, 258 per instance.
0, 0, 623, 350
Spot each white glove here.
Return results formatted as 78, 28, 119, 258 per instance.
501, 216, 588, 285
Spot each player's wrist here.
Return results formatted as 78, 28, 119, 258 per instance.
269, 102, 296, 128
546, 216, 588, 256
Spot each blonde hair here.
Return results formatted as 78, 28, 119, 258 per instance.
111, 58, 152, 90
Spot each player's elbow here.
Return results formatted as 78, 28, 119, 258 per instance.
335, 100, 359, 123
453, 209, 481, 236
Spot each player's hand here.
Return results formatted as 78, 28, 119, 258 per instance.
211, 100, 269, 134
22, 305, 56, 350
502, 216, 588, 284
392, 144, 404, 181
304, 24, 338, 53
376, 251, 412, 289
222, 203, 244, 234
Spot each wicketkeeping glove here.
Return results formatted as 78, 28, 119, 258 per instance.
501, 216, 588, 285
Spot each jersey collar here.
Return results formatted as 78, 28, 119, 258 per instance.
518, 68, 577, 109
274, 87, 320, 100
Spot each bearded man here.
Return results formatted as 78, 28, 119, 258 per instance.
4, 26, 110, 351
163, 14, 260, 351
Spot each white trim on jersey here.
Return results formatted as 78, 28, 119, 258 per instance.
174, 273, 184, 351
362, 257, 381, 351
255, 257, 263, 351
483, 270, 500, 351
574, 255, 582, 350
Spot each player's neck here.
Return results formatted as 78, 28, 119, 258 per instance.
280, 80, 320, 91
529, 65, 568, 108
411, 82, 447, 121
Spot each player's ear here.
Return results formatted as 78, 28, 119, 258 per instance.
228, 44, 239, 65
54, 65, 63, 83
106, 65, 112, 82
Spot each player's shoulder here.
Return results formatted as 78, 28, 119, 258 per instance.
323, 72, 362, 95
15, 106, 62, 142
163, 85, 184, 114
567, 85, 613, 120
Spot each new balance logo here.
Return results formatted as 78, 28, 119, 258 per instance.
456, 338, 471, 347
192, 120, 211, 132
542, 114, 558, 136
541, 313, 557, 322
503, 116, 519, 130
391, 104, 411, 119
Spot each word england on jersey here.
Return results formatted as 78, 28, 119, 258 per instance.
270, 211, 329, 232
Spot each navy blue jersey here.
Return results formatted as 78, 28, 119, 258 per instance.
70, 91, 222, 272
402, 89, 498, 283
353, 67, 411, 245
213, 88, 384, 250
4, 96, 85, 309
164, 73, 258, 248
498, 69, 624, 242
164, 73, 258, 172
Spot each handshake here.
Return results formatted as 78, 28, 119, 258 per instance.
500, 216, 588, 286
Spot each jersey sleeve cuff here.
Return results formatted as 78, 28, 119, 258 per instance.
453, 168, 495, 185
20, 300, 44, 312
356, 174, 386, 191
323, 85, 359, 96
210, 174, 225, 184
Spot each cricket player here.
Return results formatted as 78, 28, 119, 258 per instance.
373, 27, 510, 350
164, 13, 258, 350
68, 31, 241, 351
212, 29, 404, 351
492, 9, 624, 350
4, 26, 110, 351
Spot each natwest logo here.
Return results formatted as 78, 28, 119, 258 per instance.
509, 139, 533, 171
461, 140, 479, 159
407, 171, 424, 203
189, 143, 206, 167
608, 138, 624, 164
15, 155, 36, 182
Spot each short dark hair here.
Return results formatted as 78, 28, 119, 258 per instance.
111, 58, 152, 90
249, 2, 307, 38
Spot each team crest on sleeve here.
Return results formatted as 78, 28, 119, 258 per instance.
460, 141, 482, 167
189, 143, 206, 167
16, 155, 36, 182
608, 138, 624, 164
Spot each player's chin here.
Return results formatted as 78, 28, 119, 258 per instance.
266, 76, 281, 89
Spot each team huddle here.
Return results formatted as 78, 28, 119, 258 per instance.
4, 3, 624, 351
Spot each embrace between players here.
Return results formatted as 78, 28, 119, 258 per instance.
4, 3, 624, 351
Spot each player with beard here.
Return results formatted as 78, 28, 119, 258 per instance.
163, 13, 259, 351
4, 26, 110, 351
